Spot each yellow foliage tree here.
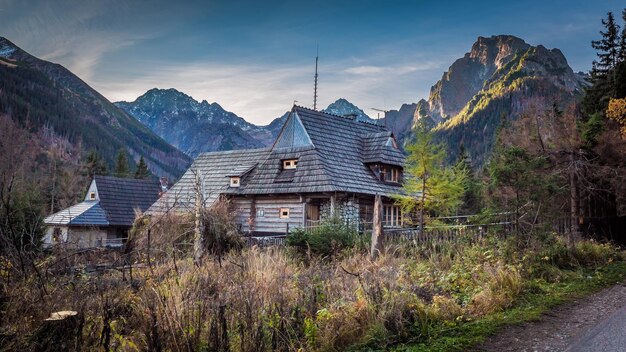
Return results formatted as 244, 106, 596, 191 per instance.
606, 98, 626, 136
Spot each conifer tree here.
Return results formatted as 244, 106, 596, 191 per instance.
114, 149, 130, 177
456, 145, 482, 214
591, 12, 620, 95
134, 156, 150, 179
85, 150, 107, 176
394, 124, 467, 234
619, 9, 626, 63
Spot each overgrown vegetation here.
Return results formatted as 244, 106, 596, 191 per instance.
286, 217, 361, 257
1, 228, 623, 351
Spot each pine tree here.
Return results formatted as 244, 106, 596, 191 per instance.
85, 150, 107, 176
134, 156, 150, 179
114, 149, 130, 177
456, 145, 482, 214
619, 9, 626, 63
591, 12, 620, 95
394, 124, 467, 234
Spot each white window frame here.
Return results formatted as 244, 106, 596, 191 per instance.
89, 192, 96, 200
384, 205, 403, 227
279, 207, 290, 218
230, 177, 240, 187
283, 159, 298, 169
256, 208, 265, 217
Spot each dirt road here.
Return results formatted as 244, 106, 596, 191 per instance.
475, 282, 626, 352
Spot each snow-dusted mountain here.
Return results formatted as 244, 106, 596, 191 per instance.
323, 98, 373, 122
116, 90, 371, 157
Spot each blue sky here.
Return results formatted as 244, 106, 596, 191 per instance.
0, 0, 624, 124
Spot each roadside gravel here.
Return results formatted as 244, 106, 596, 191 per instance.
474, 281, 626, 352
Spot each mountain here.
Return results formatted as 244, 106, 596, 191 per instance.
115, 89, 276, 157
0, 37, 191, 178
401, 35, 588, 165
322, 98, 373, 122
117, 92, 372, 157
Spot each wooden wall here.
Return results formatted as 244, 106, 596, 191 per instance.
231, 195, 305, 234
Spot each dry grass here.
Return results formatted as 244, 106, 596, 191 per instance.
0, 228, 623, 351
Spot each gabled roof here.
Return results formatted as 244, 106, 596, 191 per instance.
149, 148, 271, 213
44, 201, 108, 226
362, 131, 405, 166
45, 176, 161, 227
292, 106, 403, 195
95, 176, 162, 225
153, 105, 406, 213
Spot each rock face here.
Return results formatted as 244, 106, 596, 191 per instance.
118, 92, 372, 157
0, 37, 191, 178
116, 89, 273, 157
429, 36, 532, 121
383, 102, 419, 143
407, 35, 587, 166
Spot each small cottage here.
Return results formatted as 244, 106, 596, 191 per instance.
150, 105, 406, 235
44, 175, 164, 248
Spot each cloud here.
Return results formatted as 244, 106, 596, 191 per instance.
92, 53, 445, 125
344, 65, 384, 74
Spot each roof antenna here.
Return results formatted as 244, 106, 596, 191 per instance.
313, 44, 319, 110
371, 108, 388, 129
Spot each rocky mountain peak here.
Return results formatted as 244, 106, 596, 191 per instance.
323, 98, 372, 122
427, 35, 583, 121
468, 35, 530, 69
0, 37, 18, 59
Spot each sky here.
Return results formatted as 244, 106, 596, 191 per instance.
0, 0, 624, 124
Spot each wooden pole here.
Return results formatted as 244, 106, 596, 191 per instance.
193, 170, 205, 266
370, 194, 384, 260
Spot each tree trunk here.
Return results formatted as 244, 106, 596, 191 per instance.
419, 177, 426, 237
569, 152, 581, 247
193, 171, 204, 266
370, 194, 384, 260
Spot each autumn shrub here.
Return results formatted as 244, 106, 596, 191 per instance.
131, 199, 243, 262
286, 217, 360, 257
606, 97, 626, 136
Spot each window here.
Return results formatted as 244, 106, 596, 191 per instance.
279, 208, 290, 218
384, 205, 403, 227
89, 192, 96, 200
230, 177, 240, 187
52, 227, 62, 243
382, 166, 401, 183
283, 159, 298, 169
256, 208, 265, 217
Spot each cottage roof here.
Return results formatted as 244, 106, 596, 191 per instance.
362, 131, 405, 166
45, 175, 161, 227
149, 148, 271, 213
44, 201, 109, 226
151, 105, 406, 213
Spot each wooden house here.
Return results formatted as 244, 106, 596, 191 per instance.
44, 175, 163, 248
150, 105, 406, 235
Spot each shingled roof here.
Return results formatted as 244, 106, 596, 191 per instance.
149, 148, 271, 213
95, 176, 162, 225
152, 105, 406, 213
45, 175, 161, 227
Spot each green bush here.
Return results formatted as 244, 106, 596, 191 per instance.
286, 217, 359, 257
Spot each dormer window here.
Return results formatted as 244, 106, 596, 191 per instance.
283, 159, 298, 169
89, 192, 96, 200
381, 166, 401, 183
230, 177, 240, 187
